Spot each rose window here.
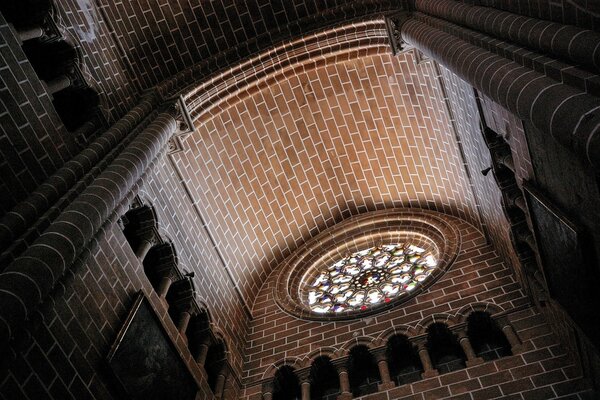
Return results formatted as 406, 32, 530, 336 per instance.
307, 244, 437, 313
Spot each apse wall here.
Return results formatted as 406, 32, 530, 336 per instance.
171, 50, 481, 304
241, 213, 588, 399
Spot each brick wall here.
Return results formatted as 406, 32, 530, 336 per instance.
240, 214, 590, 399
0, 13, 79, 216
437, 65, 523, 279
51, 0, 404, 124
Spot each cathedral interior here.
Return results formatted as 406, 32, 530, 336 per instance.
1, 0, 600, 399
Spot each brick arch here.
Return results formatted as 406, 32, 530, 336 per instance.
303, 347, 340, 367
261, 357, 305, 380
455, 302, 504, 324
339, 336, 378, 356
180, 18, 392, 124
415, 313, 459, 335
376, 325, 419, 346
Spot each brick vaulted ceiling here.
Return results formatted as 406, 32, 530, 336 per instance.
170, 34, 481, 307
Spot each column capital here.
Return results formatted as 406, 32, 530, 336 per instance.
372, 347, 388, 363
385, 11, 411, 56
332, 358, 349, 373
296, 367, 311, 383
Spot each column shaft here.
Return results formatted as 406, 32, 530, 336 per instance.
502, 324, 523, 353
135, 238, 154, 260
177, 311, 192, 334
215, 371, 227, 399
18, 26, 44, 42
196, 342, 210, 366
418, 345, 439, 378
157, 276, 173, 298
459, 335, 483, 366
45, 75, 71, 94
301, 381, 310, 400
339, 370, 351, 395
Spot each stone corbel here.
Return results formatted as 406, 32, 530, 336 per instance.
385, 12, 412, 56
165, 95, 194, 155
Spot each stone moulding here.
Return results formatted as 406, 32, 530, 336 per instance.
273, 208, 461, 321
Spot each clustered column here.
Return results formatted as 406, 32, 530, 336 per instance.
0, 108, 179, 349
398, 6, 600, 168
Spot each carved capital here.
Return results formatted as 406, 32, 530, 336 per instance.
385, 12, 411, 56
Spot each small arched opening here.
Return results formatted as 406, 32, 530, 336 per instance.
347, 345, 380, 397
386, 334, 423, 385
426, 323, 466, 374
272, 365, 301, 400
467, 312, 512, 361
309, 356, 340, 400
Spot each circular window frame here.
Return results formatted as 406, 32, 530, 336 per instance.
274, 209, 461, 321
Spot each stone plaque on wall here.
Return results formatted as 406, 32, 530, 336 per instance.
525, 185, 599, 342
107, 292, 198, 400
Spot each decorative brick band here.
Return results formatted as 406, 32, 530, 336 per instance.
183, 18, 393, 125
274, 208, 460, 321
414, 0, 600, 71
0, 109, 178, 352
401, 19, 600, 167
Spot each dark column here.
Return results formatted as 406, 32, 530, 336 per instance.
214, 365, 229, 400
297, 369, 311, 400
501, 323, 524, 354
262, 381, 273, 400
401, 19, 600, 168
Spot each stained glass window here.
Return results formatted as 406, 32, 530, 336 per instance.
306, 244, 437, 313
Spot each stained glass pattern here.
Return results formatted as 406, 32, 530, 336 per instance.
306, 244, 437, 313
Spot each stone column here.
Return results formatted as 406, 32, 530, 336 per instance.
157, 275, 174, 298
177, 310, 192, 335
135, 234, 156, 260
297, 369, 311, 400
333, 361, 352, 400
413, 0, 600, 71
0, 108, 178, 350
458, 331, 484, 367
417, 342, 439, 378
195, 337, 211, 367
400, 19, 600, 168
214, 364, 229, 400
502, 323, 523, 353
373, 349, 395, 391
18, 26, 44, 42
